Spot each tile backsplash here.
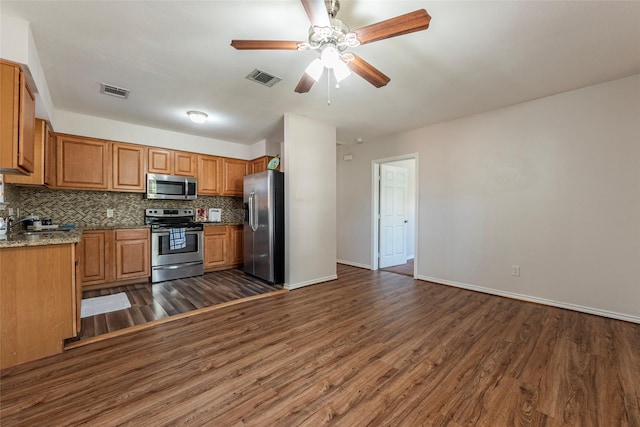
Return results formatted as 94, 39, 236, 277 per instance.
7, 184, 243, 227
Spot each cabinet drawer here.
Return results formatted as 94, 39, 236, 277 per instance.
204, 225, 228, 236
115, 229, 149, 241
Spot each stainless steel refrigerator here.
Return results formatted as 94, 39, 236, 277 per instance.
243, 170, 284, 284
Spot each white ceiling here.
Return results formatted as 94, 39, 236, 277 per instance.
2, 1, 639, 146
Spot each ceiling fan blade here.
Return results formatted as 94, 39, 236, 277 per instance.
354, 9, 431, 45
347, 55, 390, 88
231, 40, 301, 50
301, 0, 331, 27
295, 73, 316, 93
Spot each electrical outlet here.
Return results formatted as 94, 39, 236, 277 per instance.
512, 265, 520, 276
107, 208, 114, 218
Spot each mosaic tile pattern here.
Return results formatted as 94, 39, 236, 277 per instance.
2, 182, 20, 206
14, 187, 243, 227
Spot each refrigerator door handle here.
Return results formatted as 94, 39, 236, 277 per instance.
248, 191, 258, 232
251, 191, 259, 231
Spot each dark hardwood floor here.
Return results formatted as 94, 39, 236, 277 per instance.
2, 264, 639, 426
76, 269, 282, 341
380, 258, 414, 277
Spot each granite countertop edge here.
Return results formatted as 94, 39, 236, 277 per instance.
0, 223, 243, 248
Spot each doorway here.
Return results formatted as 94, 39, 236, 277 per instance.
371, 154, 418, 277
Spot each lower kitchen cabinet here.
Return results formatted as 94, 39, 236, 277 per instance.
80, 228, 150, 289
204, 225, 243, 271
228, 224, 243, 267
115, 229, 150, 280
204, 226, 228, 269
0, 243, 77, 369
80, 230, 114, 285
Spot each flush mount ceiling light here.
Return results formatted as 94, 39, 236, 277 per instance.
187, 111, 208, 124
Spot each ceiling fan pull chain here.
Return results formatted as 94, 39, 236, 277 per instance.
327, 71, 331, 105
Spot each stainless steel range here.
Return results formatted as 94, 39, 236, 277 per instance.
145, 208, 204, 283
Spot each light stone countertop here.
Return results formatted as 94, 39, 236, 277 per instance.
0, 229, 82, 248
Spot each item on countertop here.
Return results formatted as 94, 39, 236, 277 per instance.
196, 208, 207, 222
208, 208, 222, 222
59, 224, 77, 229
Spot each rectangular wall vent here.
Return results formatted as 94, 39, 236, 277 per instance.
100, 83, 130, 99
245, 69, 282, 88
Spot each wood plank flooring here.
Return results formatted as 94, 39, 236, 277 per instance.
76, 269, 281, 341
380, 258, 414, 277
2, 264, 639, 426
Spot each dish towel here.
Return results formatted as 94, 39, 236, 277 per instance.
170, 227, 186, 250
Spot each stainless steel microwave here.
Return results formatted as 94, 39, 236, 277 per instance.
146, 173, 197, 200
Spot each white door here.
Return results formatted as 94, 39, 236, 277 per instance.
379, 164, 408, 268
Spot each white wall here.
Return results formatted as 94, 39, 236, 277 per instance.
284, 113, 337, 289
54, 111, 254, 159
337, 74, 640, 322
1, 14, 55, 122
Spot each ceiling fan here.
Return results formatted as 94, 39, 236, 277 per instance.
231, 0, 431, 93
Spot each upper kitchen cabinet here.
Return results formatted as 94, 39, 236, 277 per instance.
197, 155, 221, 195
0, 59, 35, 175
112, 142, 147, 192
54, 134, 111, 190
174, 151, 197, 176
221, 158, 248, 196
249, 156, 268, 174
5, 119, 49, 185
148, 148, 196, 177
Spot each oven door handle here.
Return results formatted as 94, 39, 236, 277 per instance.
154, 230, 202, 236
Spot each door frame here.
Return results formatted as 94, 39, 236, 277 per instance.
371, 153, 419, 276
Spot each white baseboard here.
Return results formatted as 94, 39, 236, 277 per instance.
337, 259, 371, 270
284, 274, 338, 290
417, 275, 640, 324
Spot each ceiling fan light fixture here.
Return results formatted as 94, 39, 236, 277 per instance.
187, 110, 208, 124
305, 58, 324, 81
333, 60, 351, 82
320, 44, 341, 69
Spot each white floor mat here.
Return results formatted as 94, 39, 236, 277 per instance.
81, 293, 131, 318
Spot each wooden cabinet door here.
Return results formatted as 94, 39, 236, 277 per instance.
0, 60, 35, 174
80, 230, 114, 286
45, 127, 55, 186
250, 157, 269, 174
228, 225, 243, 266
221, 158, 248, 196
56, 134, 110, 189
18, 70, 35, 173
115, 229, 150, 280
0, 244, 75, 369
112, 143, 146, 192
5, 119, 47, 185
148, 147, 173, 174
204, 226, 228, 269
174, 151, 197, 176
197, 155, 221, 195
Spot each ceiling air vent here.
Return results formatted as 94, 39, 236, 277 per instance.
245, 69, 282, 88
100, 83, 130, 99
